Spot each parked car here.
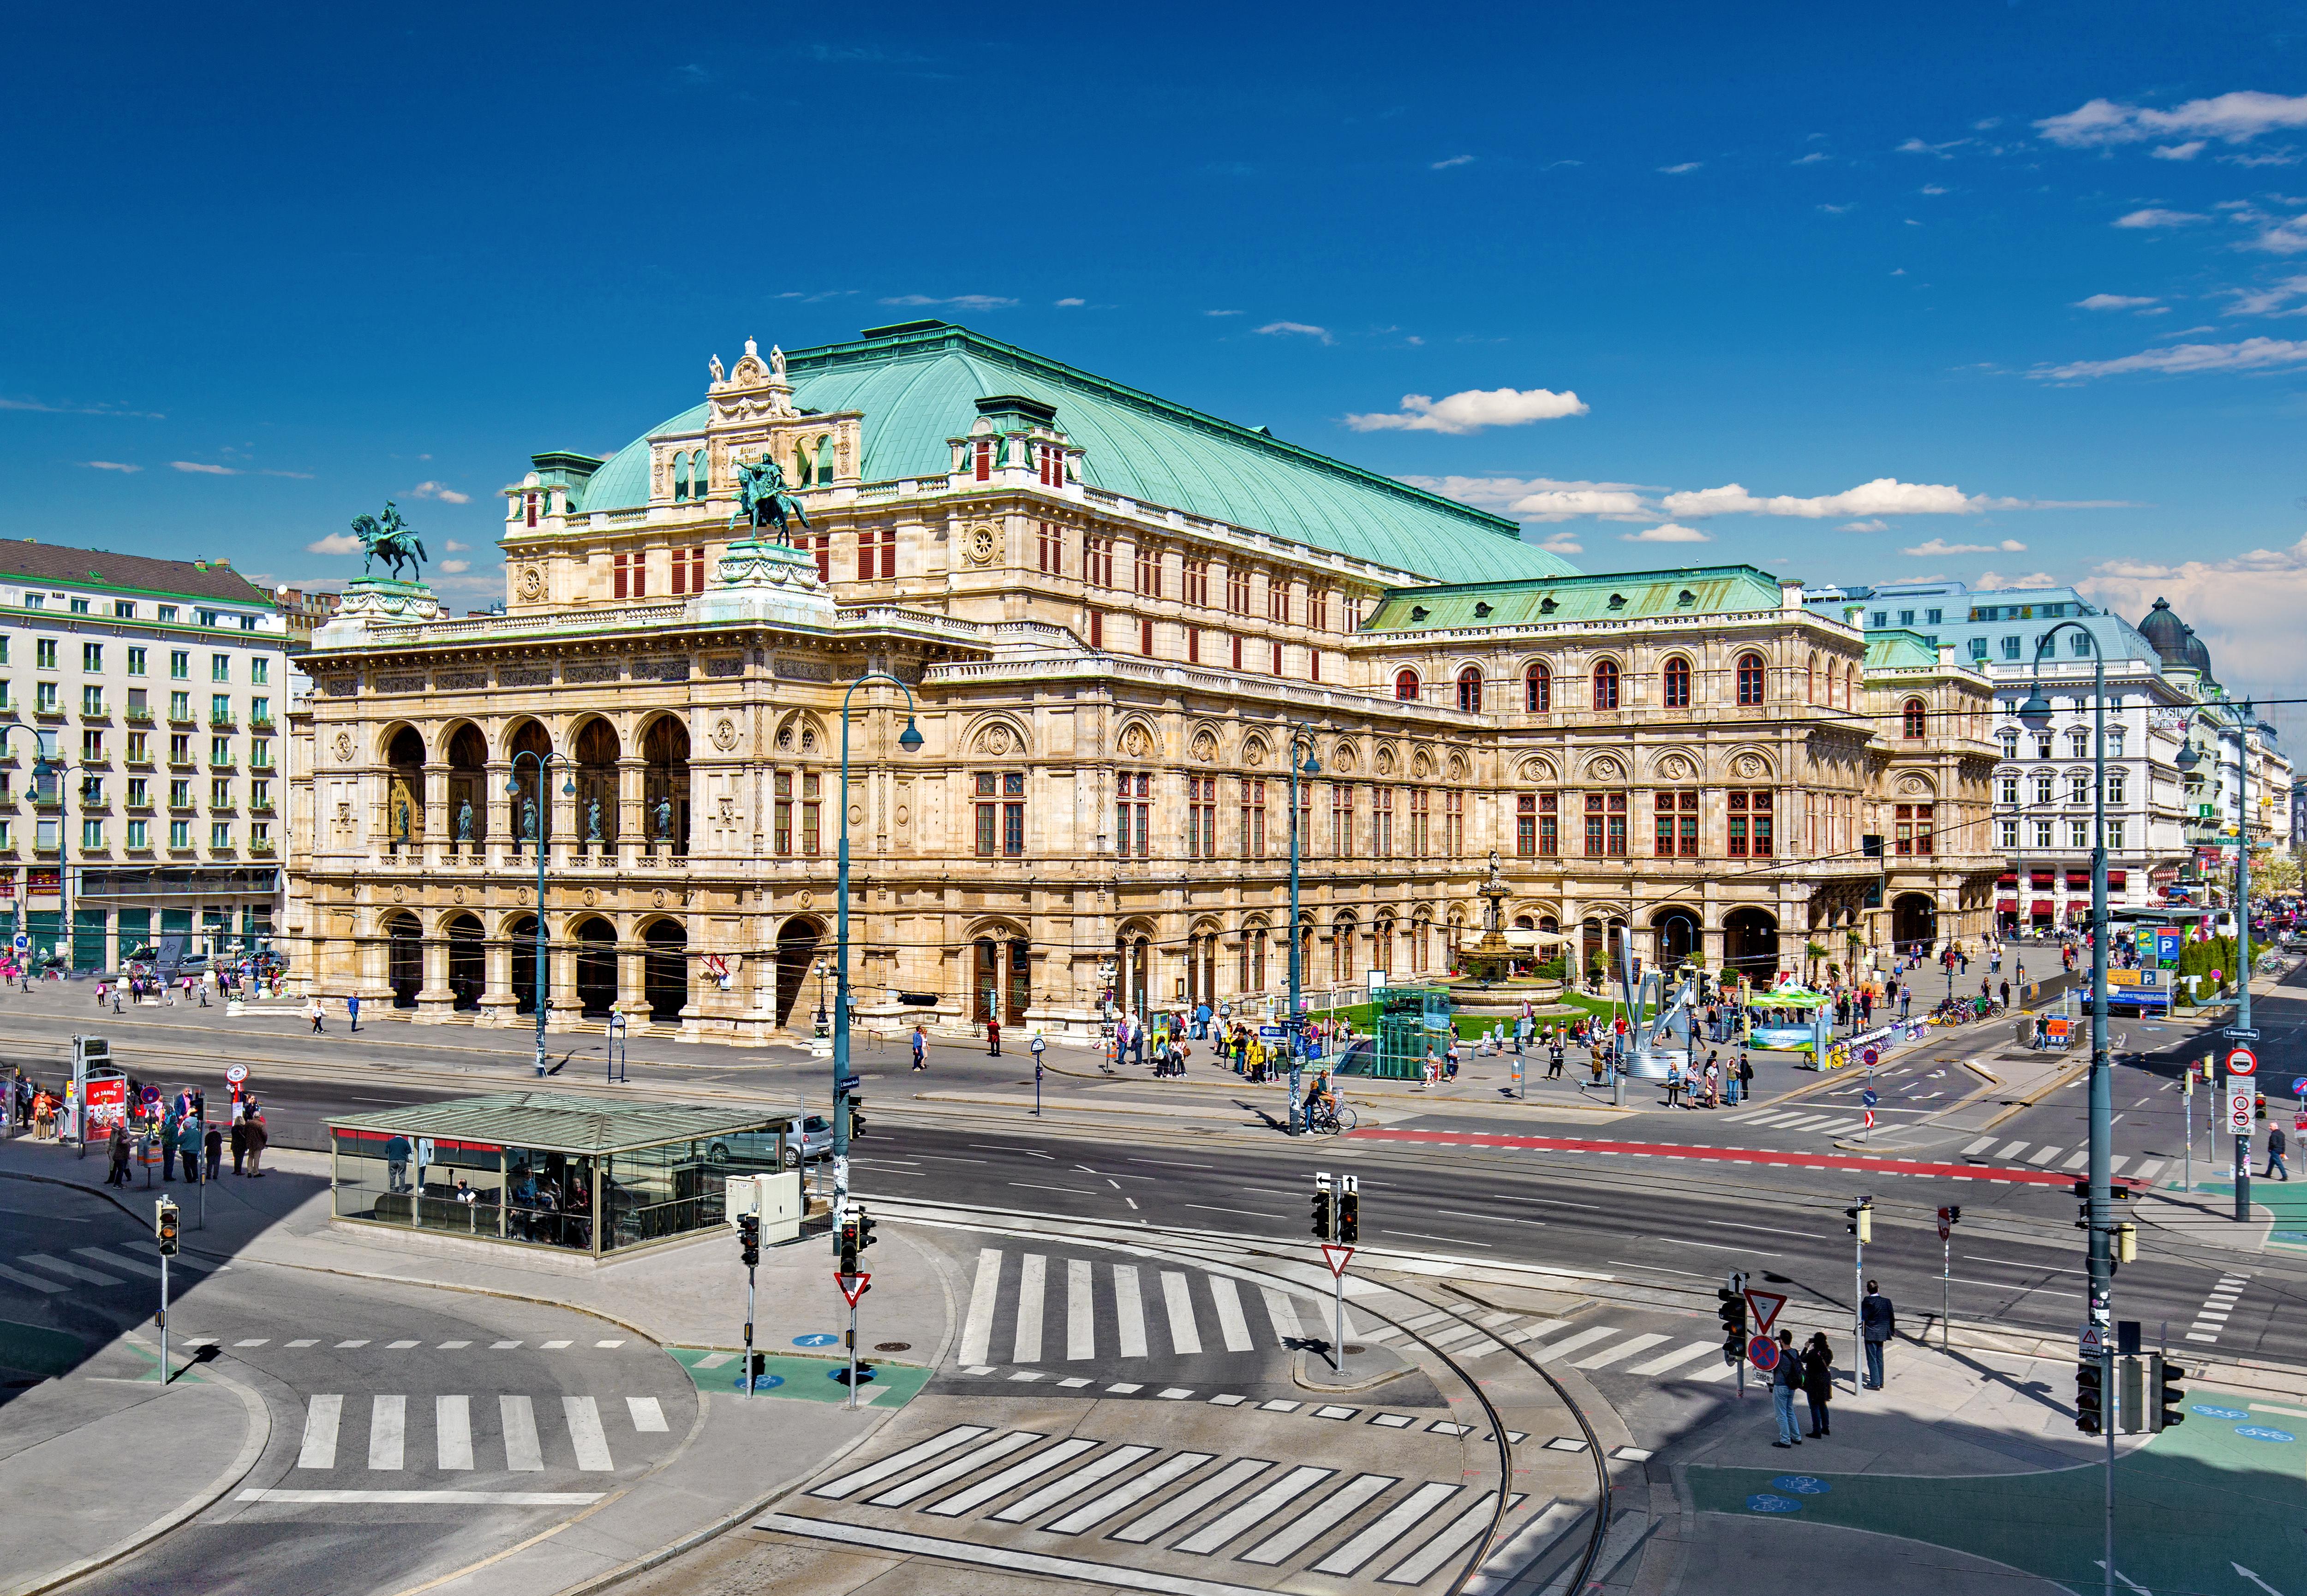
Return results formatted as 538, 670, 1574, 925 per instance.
780, 1114, 833, 1167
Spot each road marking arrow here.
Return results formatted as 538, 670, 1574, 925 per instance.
2232, 1565, 2284, 1596
2094, 1562, 2152, 1596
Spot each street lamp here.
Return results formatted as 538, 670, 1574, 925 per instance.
0, 727, 42, 964
813, 958, 830, 1039
1285, 723, 1320, 1134
2173, 701, 2259, 1222
2015, 625, 2111, 1336
505, 750, 577, 1078
831, 674, 924, 1223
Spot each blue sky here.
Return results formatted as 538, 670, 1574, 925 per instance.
4, 2, 2305, 703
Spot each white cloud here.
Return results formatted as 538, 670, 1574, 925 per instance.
2075, 293, 2161, 310
1902, 537, 2028, 556
1919, 184, 1948, 195
1345, 385, 1587, 434
1897, 136, 1967, 158
305, 533, 362, 555
1403, 475, 1651, 518
2245, 213, 2307, 254
1818, 202, 1855, 215
2223, 148, 2302, 168
1840, 519, 1889, 532
2034, 335, 2307, 380
2078, 532, 2307, 712
1662, 477, 1976, 519
1978, 570, 2058, 589
1054, 297, 1086, 307
878, 293, 1017, 310
1792, 151, 1829, 166
1509, 487, 1646, 519
1536, 533, 1583, 555
2113, 208, 2209, 229
171, 461, 236, 475
1620, 523, 1710, 543
443, 539, 471, 553
2037, 91, 2307, 149
409, 480, 471, 504
2227, 275, 2307, 315
1431, 155, 1475, 170
80, 460, 140, 473
1204, 309, 1243, 317
1255, 321, 1333, 344
438, 559, 472, 574
1657, 161, 1702, 174
2152, 141, 2208, 161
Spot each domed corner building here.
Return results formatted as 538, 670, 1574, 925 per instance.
283, 320, 2001, 1043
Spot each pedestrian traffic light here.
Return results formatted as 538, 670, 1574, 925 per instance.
837, 1213, 861, 1274
1337, 1187, 1359, 1245
857, 1207, 878, 1256
2116, 1222, 2137, 1264
1944, 1204, 1961, 1225
848, 1094, 867, 1140
1846, 1198, 1872, 1244
2149, 1354, 2187, 1432
2075, 1359, 2104, 1434
155, 1197, 179, 1257
1717, 1285, 1747, 1361
737, 1211, 759, 1268
1309, 1176, 1333, 1242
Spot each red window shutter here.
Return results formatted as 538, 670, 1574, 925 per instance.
633, 556, 646, 598
1089, 610, 1103, 649
671, 554, 686, 596
1271, 641, 1282, 674
614, 554, 628, 601
1141, 616, 1155, 655
1231, 635, 1243, 670
691, 547, 706, 590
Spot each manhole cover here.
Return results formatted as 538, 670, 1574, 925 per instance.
1344, 1344, 1367, 1355
874, 1341, 912, 1352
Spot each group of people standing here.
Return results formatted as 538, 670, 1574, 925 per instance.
99, 1086, 271, 1185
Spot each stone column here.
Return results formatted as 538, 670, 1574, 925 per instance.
485, 760, 513, 871
618, 756, 646, 869
422, 762, 448, 870
415, 916, 455, 1023
546, 912, 584, 1027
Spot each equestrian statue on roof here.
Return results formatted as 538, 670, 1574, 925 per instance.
350, 501, 428, 583
730, 456, 811, 543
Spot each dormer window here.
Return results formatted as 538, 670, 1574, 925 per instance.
1676, 589, 1696, 607
1409, 606, 1430, 622
973, 438, 994, 482
1473, 601, 1494, 619
1539, 596, 1558, 615
1607, 593, 1626, 611
1037, 441, 1067, 488
525, 492, 539, 528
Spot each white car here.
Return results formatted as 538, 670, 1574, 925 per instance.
781, 1114, 833, 1167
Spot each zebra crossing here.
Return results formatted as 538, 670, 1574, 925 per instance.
1956, 1136, 2164, 1182
2186, 1272, 2250, 1345
255, 1390, 669, 1502
783, 1421, 1579, 1588
1722, 1108, 1873, 1136
0, 1240, 226, 1295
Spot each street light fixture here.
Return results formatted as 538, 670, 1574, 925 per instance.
831, 674, 923, 1223
1284, 722, 1319, 1134
505, 752, 577, 1078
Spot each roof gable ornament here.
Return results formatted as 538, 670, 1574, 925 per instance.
710, 336, 797, 423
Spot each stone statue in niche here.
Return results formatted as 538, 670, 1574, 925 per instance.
655, 796, 673, 840
396, 801, 411, 843
521, 798, 538, 841
456, 801, 473, 842
587, 799, 603, 843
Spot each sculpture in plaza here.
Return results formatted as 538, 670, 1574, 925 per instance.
729, 456, 810, 542
349, 501, 429, 584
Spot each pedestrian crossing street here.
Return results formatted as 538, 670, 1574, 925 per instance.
952, 1247, 1735, 1391
276, 1391, 668, 1483
784, 1421, 1593, 1589
1954, 1135, 2165, 1182
0, 1239, 225, 1296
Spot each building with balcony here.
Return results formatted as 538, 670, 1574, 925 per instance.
283, 322, 1999, 1040
0, 541, 288, 966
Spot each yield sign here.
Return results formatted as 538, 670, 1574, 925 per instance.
1320, 1245, 1356, 1279
1745, 1288, 1788, 1335
835, 1271, 872, 1307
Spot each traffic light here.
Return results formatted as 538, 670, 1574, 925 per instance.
2116, 1222, 2137, 1264
2149, 1353, 2188, 1432
837, 1213, 860, 1274
737, 1211, 759, 1268
1945, 1204, 1961, 1225
2074, 1178, 2092, 1231
1337, 1185, 1359, 1245
2075, 1359, 2104, 1435
857, 1207, 878, 1256
2254, 1091, 2267, 1122
1717, 1285, 1748, 1362
1846, 1197, 1872, 1244
848, 1094, 867, 1140
155, 1197, 179, 1257
1309, 1175, 1333, 1243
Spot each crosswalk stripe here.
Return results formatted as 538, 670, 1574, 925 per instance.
1259, 1286, 1301, 1346
1208, 1276, 1254, 1353
1573, 1333, 1670, 1371
1428, 1322, 1486, 1350
756, 1514, 1285, 1596
2108, 1156, 2129, 1174
75, 1246, 162, 1279
1161, 1272, 1202, 1356
1240, 1471, 1399, 1565
1015, 1255, 1046, 1364
1396, 1310, 1451, 1331
1067, 1260, 1095, 1361
125, 1243, 218, 1272
1111, 1456, 1269, 1544
1173, 1464, 1331, 1554
1962, 1136, 1998, 1155
1680, 1358, 1735, 1383
871, 1432, 1042, 1509
1382, 1490, 1524, 1586
991, 1444, 1155, 1524
1113, 1265, 1149, 1358
436, 1395, 474, 1470
1776, 1115, 1834, 1131
298, 1395, 341, 1469
1043, 1451, 1214, 1534
564, 1396, 613, 1471
2027, 1147, 2059, 1165
927, 1436, 1101, 1518
958, 1249, 1000, 1367
627, 1396, 667, 1433
1312, 1482, 1462, 1576
1995, 1140, 2027, 1160
2133, 1159, 2164, 1181
0, 1262, 68, 1294
1505, 1318, 1572, 1345
1628, 1341, 1718, 1377
1530, 1326, 1619, 1362
2063, 1149, 2090, 1170
22, 1252, 122, 1286
1464, 1500, 1583, 1595
812, 1425, 995, 1500
369, 1395, 406, 1471
501, 1395, 544, 1472
1724, 1109, 1779, 1124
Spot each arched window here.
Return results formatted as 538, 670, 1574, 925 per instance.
1524, 662, 1550, 712
1592, 659, 1619, 711
1737, 652, 1767, 706
1662, 656, 1691, 709
1806, 651, 1817, 703
1903, 697, 1927, 739
1456, 667, 1483, 714
1394, 668, 1421, 702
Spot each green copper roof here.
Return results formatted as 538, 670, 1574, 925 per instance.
1363, 566, 1787, 632
325, 1092, 786, 1155
1864, 630, 1942, 669
575, 323, 1580, 585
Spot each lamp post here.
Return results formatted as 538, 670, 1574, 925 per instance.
832, 674, 924, 1223
0, 727, 42, 962
1285, 724, 1320, 1134
505, 750, 576, 1079
2174, 701, 2257, 1223
32, 745, 83, 973
813, 959, 830, 1040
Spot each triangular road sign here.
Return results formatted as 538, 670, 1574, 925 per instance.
2078, 1322, 2105, 1354
836, 1271, 872, 1307
1745, 1289, 1788, 1334
1320, 1245, 1355, 1279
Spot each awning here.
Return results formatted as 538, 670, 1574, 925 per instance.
2032, 899, 2055, 914
1996, 874, 2017, 887
1996, 898, 2017, 911
2106, 871, 2128, 888
2066, 871, 2091, 888
2029, 871, 2054, 887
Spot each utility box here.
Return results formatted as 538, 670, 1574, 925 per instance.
725, 1170, 806, 1245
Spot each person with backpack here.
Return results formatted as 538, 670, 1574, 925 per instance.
1770, 1328, 1803, 1447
